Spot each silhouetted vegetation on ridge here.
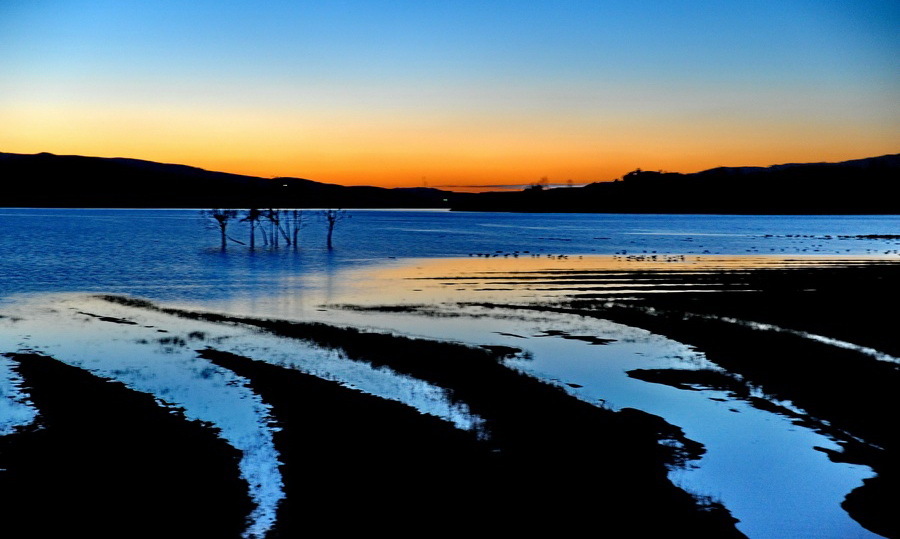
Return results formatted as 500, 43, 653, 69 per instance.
453, 154, 900, 214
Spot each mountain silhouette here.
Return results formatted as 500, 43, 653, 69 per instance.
1, 151, 897, 213
0, 152, 463, 208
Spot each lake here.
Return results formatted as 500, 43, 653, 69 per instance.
1, 208, 897, 538
0, 208, 897, 302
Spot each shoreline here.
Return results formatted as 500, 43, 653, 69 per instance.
305, 255, 899, 537
449, 259, 898, 537
0, 256, 896, 537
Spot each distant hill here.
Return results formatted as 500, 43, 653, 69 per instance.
452, 154, 900, 214
1, 151, 897, 213
0, 152, 468, 208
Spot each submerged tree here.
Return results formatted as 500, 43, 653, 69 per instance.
264, 209, 283, 247
322, 209, 349, 249
201, 209, 243, 249
288, 209, 304, 248
264, 209, 304, 248
203, 208, 308, 251
241, 208, 263, 250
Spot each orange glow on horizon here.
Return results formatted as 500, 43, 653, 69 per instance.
2, 100, 896, 192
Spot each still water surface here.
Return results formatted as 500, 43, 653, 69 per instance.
1, 208, 898, 301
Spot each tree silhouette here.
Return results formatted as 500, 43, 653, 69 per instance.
264, 209, 293, 247
322, 209, 349, 249
288, 209, 304, 248
201, 209, 242, 249
241, 208, 263, 250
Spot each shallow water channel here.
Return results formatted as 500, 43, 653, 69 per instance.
0, 294, 480, 538
303, 303, 879, 539
0, 255, 890, 538
202, 255, 885, 539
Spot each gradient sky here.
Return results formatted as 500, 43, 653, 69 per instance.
2, 1, 898, 190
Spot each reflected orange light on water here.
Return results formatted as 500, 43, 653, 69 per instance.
322, 254, 892, 307
369, 254, 885, 277
189, 253, 894, 326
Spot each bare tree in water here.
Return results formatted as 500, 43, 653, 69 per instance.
263, 209, 279, 247
267, 209, 307, 248
322, 209, 349, 249
241, 208, 263, 250
287, 209, 304, 248
201, 209, 243, 249
204, 208, 307, 250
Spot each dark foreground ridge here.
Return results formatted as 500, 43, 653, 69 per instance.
0, 353, 251, 539
97, 295, 744, 537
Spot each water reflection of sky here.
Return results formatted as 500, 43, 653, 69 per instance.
298, 303, 880, 539
0, 296, 284, 539
192, 254, 889, 539
192, 253, 898, 318
0, 294, 482, 539
0, 355, 38, 436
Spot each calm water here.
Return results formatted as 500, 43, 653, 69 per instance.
1, 208, 897, 538
0, 208, 897, 302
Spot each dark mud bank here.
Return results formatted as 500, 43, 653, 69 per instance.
97, 295, 743, 537
466, 261, 900, 537
0, 353, 251, 539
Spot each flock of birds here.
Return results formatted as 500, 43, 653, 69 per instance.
465, 250, 689, 263
462, 233, 900, 260
467, 250, 579, 259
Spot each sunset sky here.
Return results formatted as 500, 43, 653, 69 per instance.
2, 1, 897, 190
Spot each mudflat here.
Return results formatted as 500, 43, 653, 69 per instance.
452, 257, 898, 538
1, 256, 895, 538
